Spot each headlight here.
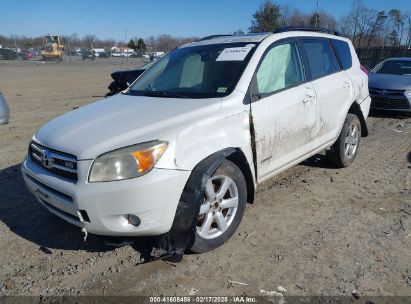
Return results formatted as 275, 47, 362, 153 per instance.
404, 90, 411, 101
89, 141, 167, 182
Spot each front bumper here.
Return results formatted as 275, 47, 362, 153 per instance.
370, 95, 411, 112
21, 156, 190, 236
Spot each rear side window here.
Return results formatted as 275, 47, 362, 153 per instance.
331, 39, 352, 70
300, 38, 339, 80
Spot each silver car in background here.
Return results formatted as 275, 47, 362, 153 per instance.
0, 92, 10, 124
369, 58, 411, 112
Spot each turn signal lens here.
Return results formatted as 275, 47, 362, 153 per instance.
132, 143, 167, 174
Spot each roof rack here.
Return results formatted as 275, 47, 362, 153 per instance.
197, 34, 233, 42
274, 26, 342, 37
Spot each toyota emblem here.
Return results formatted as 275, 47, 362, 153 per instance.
40, 149, 54, 169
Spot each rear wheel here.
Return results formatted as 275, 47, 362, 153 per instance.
327, 113, 361, 168
190, 160, 246, 253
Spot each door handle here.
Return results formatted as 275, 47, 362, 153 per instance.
303, 96, 313, 103
303, 88, 315, 103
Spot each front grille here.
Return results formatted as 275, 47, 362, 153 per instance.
29, 142, 78, 181
369, 88, 405, 96
25, 173, 73, 202
369, 88, 411, 109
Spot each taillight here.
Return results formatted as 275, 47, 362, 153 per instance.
360, 65, 368, 75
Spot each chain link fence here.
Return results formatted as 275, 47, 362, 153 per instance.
356, 46, 411, 70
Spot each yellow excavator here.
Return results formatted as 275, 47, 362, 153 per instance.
41, 34, 64, 61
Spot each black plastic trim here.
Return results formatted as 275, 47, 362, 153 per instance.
274, 26, 342, 37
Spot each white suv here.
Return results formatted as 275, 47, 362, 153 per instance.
22, 28, 371, 257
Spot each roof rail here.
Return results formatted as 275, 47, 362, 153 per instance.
274, 26, 342, 37
197, 34, 233, 42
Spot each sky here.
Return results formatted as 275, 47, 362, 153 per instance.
1, 0, 410, 40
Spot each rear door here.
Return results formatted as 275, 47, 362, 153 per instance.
250, 38, 317, 182
300, 38, 353, 143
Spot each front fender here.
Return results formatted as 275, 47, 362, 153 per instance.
156, 148, 238, 255
156, 107, 254, 177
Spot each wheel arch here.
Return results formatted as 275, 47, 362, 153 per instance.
226, 149, 255, 204
155, 147, 254, 255
348, 102, 368, 137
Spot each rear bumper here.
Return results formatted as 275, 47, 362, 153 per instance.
21, 156, 191, 236
360, 95, 372, 120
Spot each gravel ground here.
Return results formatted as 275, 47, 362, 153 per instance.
0, 58, 410, 298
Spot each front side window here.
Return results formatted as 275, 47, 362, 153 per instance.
301, 38, 339, 79
128, 43, 257, 98
256, 41, 304, 94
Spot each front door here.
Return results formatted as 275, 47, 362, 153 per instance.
250, 39, 317, 182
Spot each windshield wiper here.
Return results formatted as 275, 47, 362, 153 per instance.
143, 91, 188, 98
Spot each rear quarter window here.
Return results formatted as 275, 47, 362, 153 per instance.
331, 39, 352, 70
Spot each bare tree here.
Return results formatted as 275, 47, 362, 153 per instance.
279, 6, 309, 27
82, 34, 97, 48
387, 9, 406, 46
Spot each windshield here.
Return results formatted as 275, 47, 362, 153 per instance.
373, 60, 411, 75
46, 36, 59, 44
128, 43, 257, 98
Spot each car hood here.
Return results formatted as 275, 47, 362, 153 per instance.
369, 73, 411, 90
34, 94, 221, 160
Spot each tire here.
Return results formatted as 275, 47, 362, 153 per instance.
327, 113, 361, 168
190, 159, 247, 253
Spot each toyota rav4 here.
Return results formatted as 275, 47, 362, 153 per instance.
22, 27, 371, 257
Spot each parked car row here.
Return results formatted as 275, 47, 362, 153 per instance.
81, 49, 96, 61
64, 49, 165, 59
0, 48, 29, 60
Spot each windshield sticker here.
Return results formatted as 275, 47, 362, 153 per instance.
216, 46, 253, 61
217, 87, 228, 93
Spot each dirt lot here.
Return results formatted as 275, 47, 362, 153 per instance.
0, 58, 410, 298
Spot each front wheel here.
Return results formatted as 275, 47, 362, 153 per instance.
190, 160, 247, 253
327, 113, 361, 168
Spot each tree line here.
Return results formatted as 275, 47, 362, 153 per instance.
250, 0, 411, 48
